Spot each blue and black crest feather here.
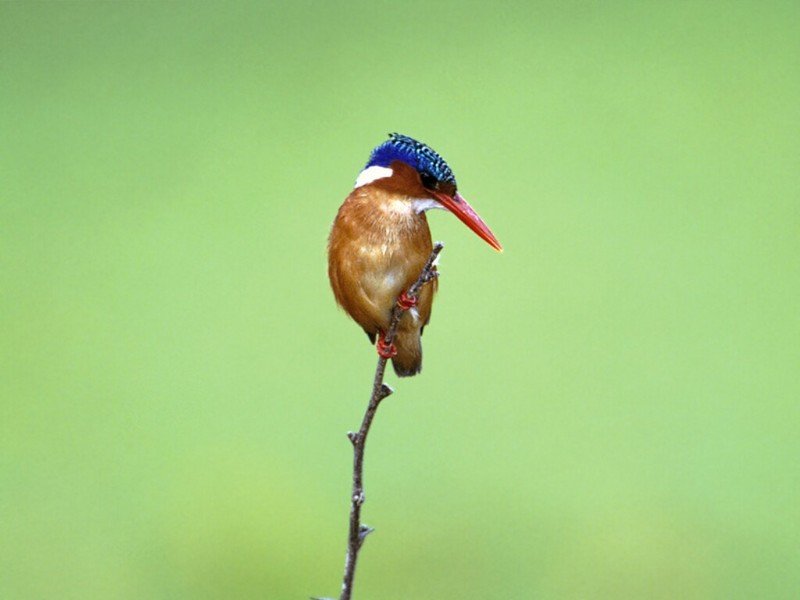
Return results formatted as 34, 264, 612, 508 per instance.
366, 133, 457, 188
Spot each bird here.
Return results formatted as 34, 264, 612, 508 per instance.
328, 133, 502, 377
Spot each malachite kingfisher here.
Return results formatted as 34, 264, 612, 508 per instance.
328, 133, 502, 377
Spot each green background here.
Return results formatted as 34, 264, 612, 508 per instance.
2, 2, 798, 598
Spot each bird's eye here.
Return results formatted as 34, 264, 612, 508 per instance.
419, 171, 437, 190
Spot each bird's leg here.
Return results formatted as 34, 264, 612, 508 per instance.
397, 290, 417, 311
376, 332, 397, 358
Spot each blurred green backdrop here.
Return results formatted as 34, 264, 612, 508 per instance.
2, 2, 798, 599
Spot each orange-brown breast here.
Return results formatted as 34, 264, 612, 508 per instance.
328, 184, 437, 339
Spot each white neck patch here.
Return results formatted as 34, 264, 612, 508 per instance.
354, 165, 393, 189
412, 198, 445, 213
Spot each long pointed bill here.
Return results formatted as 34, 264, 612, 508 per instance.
431, 191, 503, 251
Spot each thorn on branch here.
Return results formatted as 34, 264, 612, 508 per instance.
358, 525, 375, 546
378, 383, 394, 401
346, 431, 358, 445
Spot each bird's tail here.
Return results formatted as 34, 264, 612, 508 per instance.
391, 330, 422, 377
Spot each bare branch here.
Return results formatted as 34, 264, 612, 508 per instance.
334, 242, 444, 600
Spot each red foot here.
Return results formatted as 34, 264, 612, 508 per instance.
397, 290, 417, 311
376, 334, 397, 359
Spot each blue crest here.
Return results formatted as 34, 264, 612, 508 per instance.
366, 133, 457, 187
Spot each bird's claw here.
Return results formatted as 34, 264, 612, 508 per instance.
376, 336, 397, 359
397, 290, 417, 311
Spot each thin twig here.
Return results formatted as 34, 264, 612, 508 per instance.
337, 242, 444, 600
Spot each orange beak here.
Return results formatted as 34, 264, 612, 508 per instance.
432, 191, 503, 252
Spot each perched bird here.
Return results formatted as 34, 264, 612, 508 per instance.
328, 133, 502, 377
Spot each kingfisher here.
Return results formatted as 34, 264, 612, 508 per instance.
328, 133, 502, 377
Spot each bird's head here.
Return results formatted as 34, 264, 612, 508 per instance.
355, 133, 502, 251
